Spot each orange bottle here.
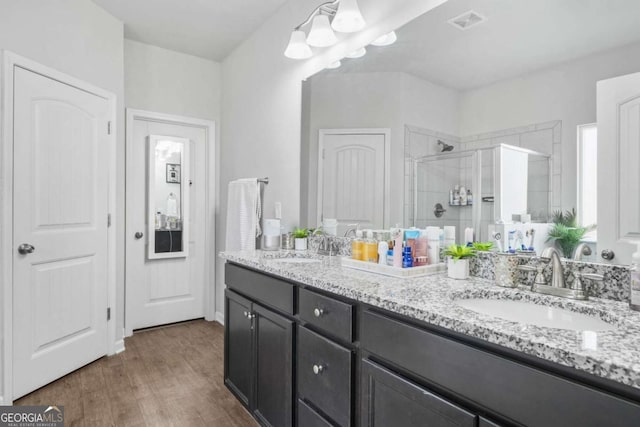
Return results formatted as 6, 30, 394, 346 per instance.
351, 230, 364, 260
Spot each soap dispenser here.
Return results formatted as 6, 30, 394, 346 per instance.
631, 242, 640, 311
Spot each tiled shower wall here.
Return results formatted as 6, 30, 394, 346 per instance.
405, 120, 562, 235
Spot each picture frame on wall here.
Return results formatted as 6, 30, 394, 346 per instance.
166, 163, 181, 183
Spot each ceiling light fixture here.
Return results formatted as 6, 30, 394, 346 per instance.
284, 0, 369, 60
346, 47, 366, 59
371, 31, 397, 47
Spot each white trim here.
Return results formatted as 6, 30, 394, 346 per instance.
1, 51, 118, 403
113, 339, 126, 355
577, 122, 598, 228
214, 311, 225, 325
125, 109, 216, 336
317, 128, 391, 229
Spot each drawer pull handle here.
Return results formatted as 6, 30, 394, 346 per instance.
243, 311, 255, 319
313, 308, 324, 317
313, 364, 324, 375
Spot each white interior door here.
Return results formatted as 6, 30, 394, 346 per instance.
597, 71, 640, 265
318, 130, 389, 232
12, 67, 110, 398
126, 114, 207, 333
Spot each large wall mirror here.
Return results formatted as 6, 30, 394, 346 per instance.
300, 0, 640, 264
148, 135, 190, 259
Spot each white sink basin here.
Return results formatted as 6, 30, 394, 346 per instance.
456, 299, 616, 331
271, 258, 321, 264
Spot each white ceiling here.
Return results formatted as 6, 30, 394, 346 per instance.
92, 0, 288, 61
332, 0, 640, 90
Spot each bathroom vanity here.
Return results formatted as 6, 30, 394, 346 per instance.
220, 252, 640, 427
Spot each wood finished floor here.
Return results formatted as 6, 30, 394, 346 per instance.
16, 320, 258, 427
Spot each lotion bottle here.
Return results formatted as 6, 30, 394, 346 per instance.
363, 230, 378, 263
351, 230, 364, 261
392, 228, 403, 268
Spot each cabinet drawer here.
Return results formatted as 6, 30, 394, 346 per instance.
225, 263, 294, 314
298, 326, 352, 426
298, 399, 334, 427
299, 287, 353, 342
361, 359, 476, 427
361, 310, 640, 427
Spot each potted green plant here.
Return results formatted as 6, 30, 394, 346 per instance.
292, 227, 309, 251
546, 208, 595, 258
472, 242, 494, 252
445, 244, 476, 279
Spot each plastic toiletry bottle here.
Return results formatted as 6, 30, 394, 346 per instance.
402, 246, 413, 268
449, 189, 454, 205
378, 241, 389, 265
416, 230, 428, 261
459, 186, 467, 206
351, 230, 364, 261
392, 228, 403, 268
452, 185, 460, 206
427, 227, 440, 264
443, 226, 456, 248
467, 189, 473, 206
631, 242, 640, 312
363, 230, 378, 263
386, 249, 394, 266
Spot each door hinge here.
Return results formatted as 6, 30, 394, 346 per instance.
107, 307, 111, 321
107, 213, 111, 227
107, 121, 112, 135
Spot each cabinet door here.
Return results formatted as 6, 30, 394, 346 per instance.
224, 290, 253, 407
253, 303, 294, 427
360, 359, 476, 427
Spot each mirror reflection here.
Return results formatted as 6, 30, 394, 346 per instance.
300, 0, 640, 263
148, 135, 190, 259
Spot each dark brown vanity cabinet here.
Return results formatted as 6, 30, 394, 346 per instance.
225, 289, 294, 427
360, 359, 476, 427
225, 262, 640, 427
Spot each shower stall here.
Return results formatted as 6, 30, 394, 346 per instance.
411, 144, 552, 244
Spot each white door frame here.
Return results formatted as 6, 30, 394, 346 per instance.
317, 128, 391, 228
125, 109, 216, 336
0, 51, 118, 405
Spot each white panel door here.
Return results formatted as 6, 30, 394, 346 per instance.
13, 67, 110, 398
126, 118, 206, 333
597, 72, 640, 265
319, 131, 387, 231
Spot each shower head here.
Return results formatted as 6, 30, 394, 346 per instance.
437, 140, 454, 152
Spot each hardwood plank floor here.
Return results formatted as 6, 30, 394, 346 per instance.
15, 320, 258, 427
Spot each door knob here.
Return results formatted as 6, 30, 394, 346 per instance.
313, 364, 324, 375
17, 243, 35, 255
601, 249, 615, 260
134, 232, 144, 239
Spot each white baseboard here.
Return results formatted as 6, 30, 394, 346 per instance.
214, 311, 224, 325
0, 395, 10, 406
114, 339, 125, 354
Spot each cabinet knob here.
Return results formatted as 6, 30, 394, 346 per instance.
243, 311, 248, 317
313, 364, 324, 375
313, 308, 324, 318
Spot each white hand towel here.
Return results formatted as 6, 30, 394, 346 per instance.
225, 178, 262, 251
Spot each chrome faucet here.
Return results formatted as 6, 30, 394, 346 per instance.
541, 247, 566, 289
572, 242, 592, 261
313, 229, 339, 256
518, 247, 603, 300
343, 223, 359, 238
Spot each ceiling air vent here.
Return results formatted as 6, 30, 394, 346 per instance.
447, 10, 487, 31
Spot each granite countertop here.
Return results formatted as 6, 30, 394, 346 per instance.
219, 250, 640, 390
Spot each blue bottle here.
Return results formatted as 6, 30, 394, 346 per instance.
402, 246, 413, 268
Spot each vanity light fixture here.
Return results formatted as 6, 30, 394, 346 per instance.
371, 31, 397, 47
346, 47, 366, 59
284, 30, 313, 59
331, 0, 366, 33
284, 0, 367, 59
307, 14, 338, 47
